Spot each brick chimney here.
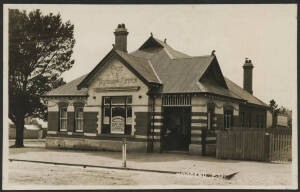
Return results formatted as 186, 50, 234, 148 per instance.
243, 58, 254, 94
114, 23, 128, 52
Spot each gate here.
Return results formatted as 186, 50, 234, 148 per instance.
216, 127, 292, 162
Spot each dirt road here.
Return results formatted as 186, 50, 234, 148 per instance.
6, 140, 294, 189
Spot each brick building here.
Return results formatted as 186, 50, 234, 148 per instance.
43, 24, 269, 155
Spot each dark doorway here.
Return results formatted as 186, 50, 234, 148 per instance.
162, 107, 191, 151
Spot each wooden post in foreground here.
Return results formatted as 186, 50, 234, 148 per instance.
264, 132, 270, 162
122, 138, 127, 167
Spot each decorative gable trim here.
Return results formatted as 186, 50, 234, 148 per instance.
138, 36, 164, 50
199, 56, 228, 89
77, 49, 153, 90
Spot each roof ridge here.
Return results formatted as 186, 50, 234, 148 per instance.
117, 49, 149, 61
114, 49, 161, 84
171, 55, 212, 60
147, 60, 162, 84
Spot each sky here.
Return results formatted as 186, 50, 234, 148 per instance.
5, 4, 297, 109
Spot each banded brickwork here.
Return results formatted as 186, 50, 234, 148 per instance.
148, 97, 163, 152
83, 106, 98, 136
189, 102, 207, 154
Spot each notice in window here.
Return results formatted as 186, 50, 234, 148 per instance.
111, 116, 125, 134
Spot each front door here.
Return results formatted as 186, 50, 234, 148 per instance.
162, 107, 191, 151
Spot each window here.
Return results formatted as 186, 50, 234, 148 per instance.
75, 107, 84, 132
59, 107, 67, 131
102, 96, 132, 135
224, 110, 233, 129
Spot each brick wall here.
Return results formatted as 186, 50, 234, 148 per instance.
48, 112, 59, 131
134, 112, 151, 136
83, 112, 98, 133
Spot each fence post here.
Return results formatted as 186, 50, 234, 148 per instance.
264, 133, 270, 162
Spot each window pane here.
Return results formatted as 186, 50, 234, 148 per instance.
104, 97, 111, 105
61, 119, 67, 130
104, 107, 110, 124
224, 110, 233, 129
127, 97, 132, 104
76, 119, 83, 131
127, 106, 132, 124
60, 107, 67, 118
111, 97, 125, 105
76, 108, 83, 118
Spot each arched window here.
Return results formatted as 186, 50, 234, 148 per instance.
58, 102, 68, 132
74, 102, 84, 132
207, 103, 215, 131
224, 105, 234, 130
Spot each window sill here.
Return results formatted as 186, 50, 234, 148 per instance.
73, 132, 84, 136
98, 133, 133, 138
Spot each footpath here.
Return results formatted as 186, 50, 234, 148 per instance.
8, 140, 293, 186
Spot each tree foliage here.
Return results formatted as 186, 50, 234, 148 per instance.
269, 99, 281, 127
269, 99, 280, 114
9, 9, 75, 147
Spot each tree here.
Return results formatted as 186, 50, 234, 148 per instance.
9, 9, 75, 147
269, 99, 280, 127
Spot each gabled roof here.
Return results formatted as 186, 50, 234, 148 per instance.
136, 36, 190, 59
224, 77, 268, 107
44, 35, 268, 108
77, 49, 161, 89
152, 55, 215, 93
115, 50, 161, 84
200, 57, 228, 89
44, 74, 88, 97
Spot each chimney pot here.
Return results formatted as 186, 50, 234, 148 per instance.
243, 58, 254, 94
114, 24, 129, 52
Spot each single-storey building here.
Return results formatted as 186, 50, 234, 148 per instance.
43, 24, 269, 155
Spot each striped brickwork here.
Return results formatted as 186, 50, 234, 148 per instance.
189, 104, 207, 154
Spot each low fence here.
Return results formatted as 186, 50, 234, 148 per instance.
268, 128, 292, 162
9, 127, 46, 139
216, 127, 292, 162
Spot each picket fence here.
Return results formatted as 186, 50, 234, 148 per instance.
216, 127, 292, 162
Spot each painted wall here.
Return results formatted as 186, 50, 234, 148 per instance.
191, 95, 240, 129
189, 95, 240, 155
87, 58, 150, 135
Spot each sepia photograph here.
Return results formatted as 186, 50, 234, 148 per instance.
2, 3, 298, 190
